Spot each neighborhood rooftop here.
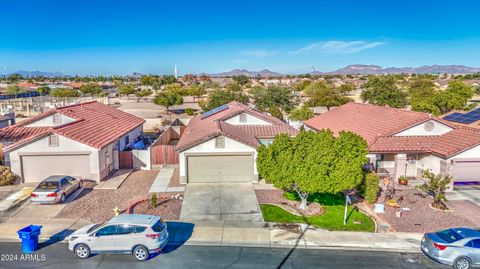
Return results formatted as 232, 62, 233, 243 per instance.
304, 102, 480, 158
0, 101, 145, 151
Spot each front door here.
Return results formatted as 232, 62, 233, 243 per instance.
405, 154, 417, 177
90, 225, 118, 252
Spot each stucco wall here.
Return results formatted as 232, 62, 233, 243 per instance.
394, 120, 453, 136
416, 154, 443, 174
449, 144, 480, 159
225, 113, 272, 125
6, 134, 100, 180
179, 136, 257, 182
25, 113, 76, 127
117, 125, 143, 151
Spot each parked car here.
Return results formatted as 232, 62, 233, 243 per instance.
67, 214, 169, 261
421, 227, 480, 269
30, 175, 83, 204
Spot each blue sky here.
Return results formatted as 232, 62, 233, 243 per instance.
1, 0, 480, 75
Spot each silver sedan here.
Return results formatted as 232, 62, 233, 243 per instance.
30, 175, 83, 204
422, 228, 480, 269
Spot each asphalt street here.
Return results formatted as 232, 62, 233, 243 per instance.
0, 242, 446, 269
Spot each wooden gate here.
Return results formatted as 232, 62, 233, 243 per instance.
151, 145, 179, 165
118, 151, 133, 169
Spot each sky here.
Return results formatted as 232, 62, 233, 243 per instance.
1, 0, 480, 75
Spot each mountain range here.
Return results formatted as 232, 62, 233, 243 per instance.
208, 64, 480, 77
0, 71, 66, 78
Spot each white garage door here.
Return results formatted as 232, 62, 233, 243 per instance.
451, 158, 480, 182
187, 154, 254, 183
21, 154, 91, 183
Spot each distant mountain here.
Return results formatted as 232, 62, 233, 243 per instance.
6, 70, 66, 78
205, 69, 283, 77
317, 64, 480, 75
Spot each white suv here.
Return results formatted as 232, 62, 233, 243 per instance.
67, 214, 169, 261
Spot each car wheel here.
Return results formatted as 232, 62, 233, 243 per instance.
133, 245, 149, 261
74, 244, 90, 259
454, 257, 471, 269
60, 194, 66, 203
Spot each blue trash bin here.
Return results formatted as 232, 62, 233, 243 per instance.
17, 225, 42, 253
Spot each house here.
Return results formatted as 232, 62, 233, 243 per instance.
176, 101, 298, 183
0, 101, 145, 182
304, 102, 480, 189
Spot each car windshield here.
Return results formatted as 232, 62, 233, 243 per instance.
436, 229, 464, 243
152, 220, 167, 232
38, 181, 59, 189
87, 222, 106, 233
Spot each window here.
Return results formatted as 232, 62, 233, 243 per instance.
215, 136, 225, 148
48, 135, 59, 147
466, 239, 480, 248
117, 225, 134, 235
124, 135, 130, 146
239, 113, 247, 123
260, 139, 273, 146
52, 114, 62, 124
436, 229, 464, 243
134, 226, 147, 233
152, 220, 167, 232
96, 225, 117, 236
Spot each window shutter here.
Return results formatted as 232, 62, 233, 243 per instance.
239, 113, 247, 123
53, 114, 62, 124
48, 135, 59, 147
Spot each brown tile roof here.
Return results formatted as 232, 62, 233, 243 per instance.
0, 101, 145, 151
304, 102, 431, 145
176, 101, 298, 151
305, 102, 480, 158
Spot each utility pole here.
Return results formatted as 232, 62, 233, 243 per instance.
174, 64, 178, 79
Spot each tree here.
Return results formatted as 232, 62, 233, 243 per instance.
434, 81, 473, 114
153, 91, 183, 113
7, 85, 26, 98
79, 83, 102, 96
51, 88, 80, 97
164, 83, 187, 95
161, 75, 177, 85
36, 86, 51, 95
118, 84, 136, 99
304, 81, 351, 110
361, 76, 407, 108
290, 105, 314, 121
337, 83, 355, 96
7, 73, 22, 83
135, 89, 152, 102
232, 75, 250, 86
418, 170, 451, 210
251, 85, 296, 113
201, 83, 248, 111
187, 84, 206, 101
140, 75, 158, 86
257, 130, 368, 209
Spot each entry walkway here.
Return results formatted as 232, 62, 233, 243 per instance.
180, 182, 263, 222
149, 168, 185, 193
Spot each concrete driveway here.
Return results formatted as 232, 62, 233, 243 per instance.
180, 182, 263, 222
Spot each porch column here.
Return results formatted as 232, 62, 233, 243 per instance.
393, 153, 407, 181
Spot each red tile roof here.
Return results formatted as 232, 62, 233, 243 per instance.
0, 101, 144, 151
305, 102, 480, 158
176, 101, 298, 151
304, 102, 431, 145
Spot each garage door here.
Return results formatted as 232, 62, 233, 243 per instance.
21, 154, 91, 183
187, 154, 254, 183
451, 158, 480, 182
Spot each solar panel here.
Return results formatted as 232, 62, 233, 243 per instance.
201, 104, 229, 119
443, 108, 480, 124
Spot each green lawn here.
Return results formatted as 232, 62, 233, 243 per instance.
260, 192, 375, 232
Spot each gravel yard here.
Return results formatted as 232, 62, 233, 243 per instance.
378, 188, 476, 233
168, 169, 182, 187
57, 170, 182, 222
132, 192, 182, 220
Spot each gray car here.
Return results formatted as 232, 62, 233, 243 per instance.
30, 175, 83, 204
67, 214, 169, 261
422, 228, 480, 269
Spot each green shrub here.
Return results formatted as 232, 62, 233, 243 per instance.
358, 172, 379, 204
150, 193, 158, 208
0, 166, 16, 186
185, 108, 194, 115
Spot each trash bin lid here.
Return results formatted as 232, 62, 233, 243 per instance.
18, 225, 43, 233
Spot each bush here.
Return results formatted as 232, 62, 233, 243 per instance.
150, 193, 158, 209
418, 170, 451, 210
0, 166, 16, 186
358, 172, 379, 204
185, 108, 194, 115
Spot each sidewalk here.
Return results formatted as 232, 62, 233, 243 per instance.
0, 218, 422, 253
149, 168, 185, 193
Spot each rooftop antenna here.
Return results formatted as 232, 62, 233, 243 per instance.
174, 64, 178, 79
